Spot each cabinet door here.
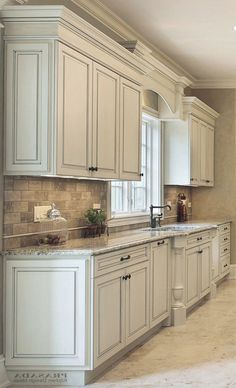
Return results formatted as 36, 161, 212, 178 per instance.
94, 269, 125, 368
200, 243, 211, 297
5, 42, 51, 174
189, 116, 200, 185
5, 259, 89, 367
150, 241, 169, 328
125, 262, 150, 344
57, 43, 92, 177
186, 247, 199, 308
92, 63, 119, 179
120, 78, 141, 180
206, 125, 214, 186
199, 121, 208, 185
212, 232, 220, 281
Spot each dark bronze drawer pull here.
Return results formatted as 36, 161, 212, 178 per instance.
224, 248, 228, 252
120, 255, 131, 262
224, 227, 228, 231
198, 250, 203, 254
224, 264, 228, 268
197, 237, 203, 241
157, 240, 165, 246
224, 237, 228, 241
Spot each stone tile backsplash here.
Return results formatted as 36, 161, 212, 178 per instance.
3, 176, 107, 249
3, 176, 192, 250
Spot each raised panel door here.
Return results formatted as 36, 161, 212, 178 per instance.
5, 42, 51, 174
206, 125, 214, 186
57, 43, 92, 177
5, 259, 89, 367
120, 78, 141, 180
92, 63, 119, 178
200, 243, 211, 297
150, 241, 169, 327
125, 262, 149, 344
190, 116, 200, 185
199, 121, 208, 185
186, 248, 199, 308
94, 269, 125, 367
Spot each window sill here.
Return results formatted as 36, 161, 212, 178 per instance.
108, 214, 150, 228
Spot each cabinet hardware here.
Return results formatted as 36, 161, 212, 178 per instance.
120, 255, 131, 262
122, 275, 128, 280
224, 227, 228, 231
128, 274, 131, 279
224, 264, 228, 268
157, 240, 165, 246
89, 166, 98, 172
190, 178, 194, 181
198, 250, 203, 254
224, 237, 228, 241
206, 180, 210, 183
139, 173, 144, 176
197, 237, 202, 241
224, 248, 228, 252
94, 167, 98, 171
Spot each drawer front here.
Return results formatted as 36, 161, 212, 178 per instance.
221, 255, 230, 274
94, 244, 149, 277
220, 243, 230, 257
220, 232, 230, 246
187, 231, 211, 248
219, 223, 230, 235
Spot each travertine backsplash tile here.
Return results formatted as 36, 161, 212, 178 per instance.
3, 176, 192, 249
3, 176, 107, 249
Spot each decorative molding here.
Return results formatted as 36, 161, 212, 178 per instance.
0, 356, 9, 388
192, 79, 236, 89
183, 96, 219, 119
229, 264, 236, 280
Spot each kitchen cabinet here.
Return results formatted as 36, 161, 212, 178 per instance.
94, 257, 150, 367
4, 34, 141, 181
5, 258, 90, 368
164, 97, 218, 187
186, 237, 211, 309
218, 223, 231, 278
150, 239, 169, 328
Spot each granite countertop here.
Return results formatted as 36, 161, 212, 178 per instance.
3, 220, 230, 257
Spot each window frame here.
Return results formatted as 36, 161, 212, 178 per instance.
107, 111, 164, 227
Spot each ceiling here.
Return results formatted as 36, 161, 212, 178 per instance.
98, 0, 236, 82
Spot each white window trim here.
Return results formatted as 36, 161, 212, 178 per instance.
107, 114, 164, 228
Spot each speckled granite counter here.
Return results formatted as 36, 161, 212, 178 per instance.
3, 220, 230, 257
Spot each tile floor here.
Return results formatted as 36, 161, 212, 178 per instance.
91, 279, 236, 388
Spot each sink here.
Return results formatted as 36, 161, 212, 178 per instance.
142, 224, 210, 232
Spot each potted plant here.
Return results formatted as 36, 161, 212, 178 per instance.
84, 208, 99, 237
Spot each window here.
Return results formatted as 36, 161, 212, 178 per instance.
111, 113, 162, 219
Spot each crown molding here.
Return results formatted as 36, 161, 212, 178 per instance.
192, 79, 236, 89
183, 96, 219, 124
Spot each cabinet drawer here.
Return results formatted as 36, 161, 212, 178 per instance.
221, 255, 230, 274
220, 243, 230, 257
94, 244, 149, 277
219, 223, 230, 235
187, 231, 211, 248
220, 232, 230, 246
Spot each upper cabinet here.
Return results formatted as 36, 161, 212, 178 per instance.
2, 7, 143, 181
164, 97, 219, 187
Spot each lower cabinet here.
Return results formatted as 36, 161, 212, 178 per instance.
150, 240, 169, 328
186, 242, 211, 309
93, 261, 150, 368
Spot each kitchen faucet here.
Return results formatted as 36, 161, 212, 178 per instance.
150, 204, 171, 228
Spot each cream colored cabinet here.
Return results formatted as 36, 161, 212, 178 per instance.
150, 240, 169, 328
218, 223, 231, 278
120, 78, 141, 180
94, 260, 149, 367
4, 40, 141, 180
5, 258, 90, 368
186, 240, 211, 309
164, 97, 218, 187
5, 42, 52, 174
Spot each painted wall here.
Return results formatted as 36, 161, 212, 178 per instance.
190, 89, 236, 263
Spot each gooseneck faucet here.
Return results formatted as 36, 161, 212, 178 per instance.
150, 204, 171, 228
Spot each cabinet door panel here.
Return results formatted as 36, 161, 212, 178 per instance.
150, 242, 169, 327
186, 248, 199, 307
199, 121, 208, 184
5, 43, 50, 173
190, 116, 200, 185
126, 262, 149, 344
94, 270, 125, 367
120, 78, 141, 180
207, 125, 214, 185
92, 64, 119, 178
5, 259, 88, 367
200, 243, 211, 296
57, 44, 92, 177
